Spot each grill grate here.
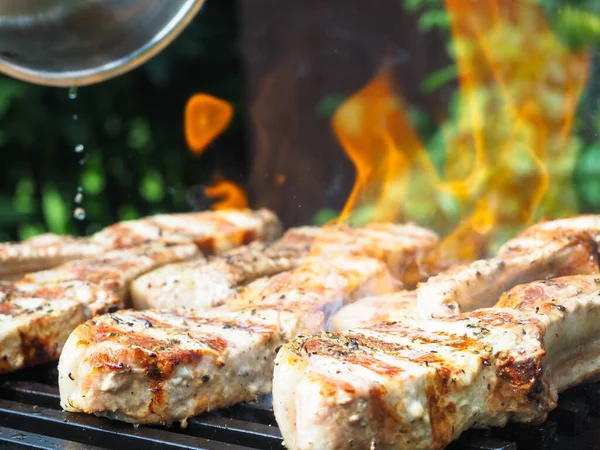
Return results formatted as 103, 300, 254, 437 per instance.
1, 364, 600, 449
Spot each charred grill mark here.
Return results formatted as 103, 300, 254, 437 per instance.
368, 384, 401, 446
367, 325, 484, 353
464, 311, 519, 327
188, 332, 228, 354
19, 333, 55, 367
146, 362, 164, 380
425, 362, 461, 448
497, 355, 542, 386
241, 229, 256, 246
89, 314, 229, 361
302, 335, 404, 377
195, 237, 216, 255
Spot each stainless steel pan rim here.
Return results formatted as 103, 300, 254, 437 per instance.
0, 0, 206, 87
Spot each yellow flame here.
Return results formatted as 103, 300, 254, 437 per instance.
332, 0, 590, 260
184, 93, 248, 210
331, 67, 437, 225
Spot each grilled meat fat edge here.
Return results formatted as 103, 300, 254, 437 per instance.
273, 274, 600, 450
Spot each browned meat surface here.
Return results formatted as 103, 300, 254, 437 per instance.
90, 208, 282, 253
414, 226, 599, 318
132, 223, 438, 310
273, 274, 600, 450
0, 209, 281, 279
131, 231, 316, 310
59, 256, 395, 424
0, 234, 102, 279
0, 243, 199, 374
330, 291, 417, 332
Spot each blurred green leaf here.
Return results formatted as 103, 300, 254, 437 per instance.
41, 185, 69, 234
421, 65, 457, 94
127, 117, 153, 153
348, 205, 376, 225
312, 208, 338, 225
81, 170, 105, 195
139, 169, 165, 203
550, 5, 600, 50
13, 178, 35, 214
19, 224, 44, 240
315, 93, 348, 119
119, 205, 140, 221
0, 79, 26, 119
580, 178, 600, 207
419, 9, 451, 31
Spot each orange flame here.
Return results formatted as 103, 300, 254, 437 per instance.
332, 67, 437, 225
185, 93, 234, 155
332, 0, 590, 260
184, 93, 248, 210
205, 180, 249, 211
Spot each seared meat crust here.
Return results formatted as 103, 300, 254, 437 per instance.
59, 308, 282, 424
59, 256, 395, 423
132, 223, 439, 310
334, 219, 600, 329
274, 274, 600, 450
298, 223, 440, 287
90, 208, 282, 253
0, 209, 280, 279
414, 227, 599, 318
330, 291, 417, 332
131, 228, 318, 310
0, 244, 199, 374
0, 234, 102, 279
0, 297, 86, 373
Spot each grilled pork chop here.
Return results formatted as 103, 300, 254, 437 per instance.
0, 297, 86, 373
414, 227, 598, 318
334, 220, 600, 329
518, 214, 600, 242
330, 291, 417, 332
15, 243, 199, 315
59, 256, 395, 424
0, 234, 102, 279
131, 223, 439, 310
0, 243, 199, 374
130, 229, 316, 310
273, 274, 600, 450
90, 208, 282, 253
0, 209, 279, 279
303, 223, 440, 287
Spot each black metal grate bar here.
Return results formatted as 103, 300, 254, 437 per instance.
0, 425, 106, 450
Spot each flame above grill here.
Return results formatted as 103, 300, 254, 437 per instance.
332, 0, 590, 261
184, 93, 248, 211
